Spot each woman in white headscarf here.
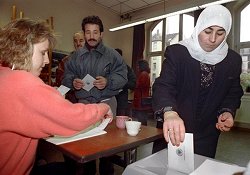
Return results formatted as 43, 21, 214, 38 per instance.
152, 5, 243, 158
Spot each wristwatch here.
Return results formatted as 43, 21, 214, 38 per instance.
154, 106, 175, 122
162, 106, 174, 114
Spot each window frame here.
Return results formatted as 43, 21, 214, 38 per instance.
146, 13, 194, 83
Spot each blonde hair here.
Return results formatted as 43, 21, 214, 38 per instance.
0, 18, 56, 71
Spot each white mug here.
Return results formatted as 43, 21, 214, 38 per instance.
125, 121, 141, 136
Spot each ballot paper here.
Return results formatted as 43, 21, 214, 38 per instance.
82, 74, 95, 91
189, 159, 246, 175
57, 85, 70, 96
46, 118, 111, 145
168, 133, 194, 174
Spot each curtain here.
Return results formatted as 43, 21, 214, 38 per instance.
132, 24, 145, 75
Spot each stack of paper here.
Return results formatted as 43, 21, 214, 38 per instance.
57, 85, 70, 96
46, 118, 111, 145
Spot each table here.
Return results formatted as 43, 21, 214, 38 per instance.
42, 121, 163, 173
122, 149, 246, 175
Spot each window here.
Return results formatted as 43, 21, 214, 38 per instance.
240, 4, 250, 42
237, 3, 250, 91
183, 14, 194, 40
165, 15, 179, 49
148, 14, 194, 82
241, 48, 250, 73
151, 21, 163, 52
150, 56, 162, 85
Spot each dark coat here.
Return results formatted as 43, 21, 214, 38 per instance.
152, 44, 243, 157
62, 42, 128, 103
116, 65, 136, 109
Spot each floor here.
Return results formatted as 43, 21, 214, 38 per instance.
37, 117, 250, 175
215, 128, 250, 167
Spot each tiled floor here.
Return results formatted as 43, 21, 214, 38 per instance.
215, 128, 250, 167
37, 117, 250, 175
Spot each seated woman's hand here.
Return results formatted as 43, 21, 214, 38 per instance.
163, 111, 185, 147
104, 107, 113, 123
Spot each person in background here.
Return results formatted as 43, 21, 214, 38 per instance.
115, 48, 136, 116
0, 18, 112, 175
62, 15, 127, 117
55, 31, 84, 103
152, 5, 243, 158
132, 59, 151, 125
56, 31, 84, 86
62, 15, 127, 175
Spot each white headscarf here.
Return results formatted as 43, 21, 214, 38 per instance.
179, 5, 232, 65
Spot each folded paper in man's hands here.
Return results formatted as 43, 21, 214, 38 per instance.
82, 74, 95, 91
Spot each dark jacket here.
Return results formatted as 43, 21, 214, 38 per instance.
62, 42, 128, 103
116, 65, 136, 109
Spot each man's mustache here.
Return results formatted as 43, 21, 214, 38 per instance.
88, 39, 97, 42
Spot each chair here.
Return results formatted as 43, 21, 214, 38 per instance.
131, 87, 153, 126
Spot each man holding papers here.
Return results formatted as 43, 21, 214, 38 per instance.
62, 15, 127, 116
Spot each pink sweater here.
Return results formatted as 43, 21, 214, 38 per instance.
0, 66, 109, 175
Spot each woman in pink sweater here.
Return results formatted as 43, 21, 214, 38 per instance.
0, 19, 112, 175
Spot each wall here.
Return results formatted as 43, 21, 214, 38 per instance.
0, 0, 133, 64
235, 93, 250, 129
